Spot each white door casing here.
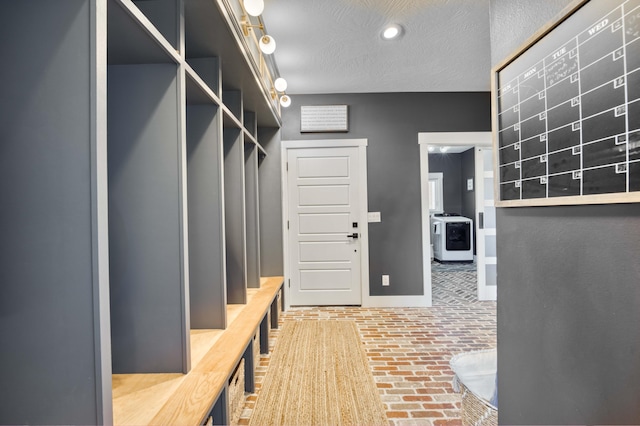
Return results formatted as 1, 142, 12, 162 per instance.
418, 132, 494, 304
282, 140, 369, 307
475, 147, 497, 301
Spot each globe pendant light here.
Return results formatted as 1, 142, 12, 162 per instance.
280, 95, 291, 107
274, 77, 288, 92
244, 0, 264, 17
259, 35, 276, 54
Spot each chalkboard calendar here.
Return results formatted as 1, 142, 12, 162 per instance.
493, 0, 640, 206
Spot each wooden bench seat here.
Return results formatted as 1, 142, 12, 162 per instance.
113, 276, 284, 425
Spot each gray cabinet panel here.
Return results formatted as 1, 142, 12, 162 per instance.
245, 144, 261, 288
187, 105, 227, 328
108, 64, 188, 373
224, 128, 247, 303
0, 1, 110, 423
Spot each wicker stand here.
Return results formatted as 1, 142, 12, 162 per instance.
229, 359, 246, 426
458, 381, 497, 426
450, 349, 497, 426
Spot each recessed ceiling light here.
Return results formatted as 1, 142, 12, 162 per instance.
382, 24, 403, 40
439, 146, 449, 153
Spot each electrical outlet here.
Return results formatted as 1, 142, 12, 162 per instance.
382, 275, 390, 286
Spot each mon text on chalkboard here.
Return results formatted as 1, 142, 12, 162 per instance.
492, 0, 640, 206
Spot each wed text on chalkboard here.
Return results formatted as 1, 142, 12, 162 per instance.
493, 0, 640, 206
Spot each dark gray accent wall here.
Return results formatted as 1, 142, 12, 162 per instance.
0, 1, 105, 423
491, 0, 640, 423
428, 153, 463, 214
274, 93, 490, 296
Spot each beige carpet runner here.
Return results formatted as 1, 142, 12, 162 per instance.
249, 320, 388, 426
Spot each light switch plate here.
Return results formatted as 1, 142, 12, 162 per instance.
368, 212, 381, 222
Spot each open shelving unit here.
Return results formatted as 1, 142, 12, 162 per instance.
0, 0, 282, 424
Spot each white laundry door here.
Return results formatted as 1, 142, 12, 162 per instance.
475, 147, 497, 301
287, 147, 362, 306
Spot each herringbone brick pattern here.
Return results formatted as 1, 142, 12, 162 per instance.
240, 301, 496, 425
432, 261, 479, 305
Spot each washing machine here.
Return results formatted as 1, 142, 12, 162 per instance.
430, 213, 473, 262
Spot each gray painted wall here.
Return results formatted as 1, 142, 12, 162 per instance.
271, 93, 490, 296
461, 149, 476, 254
460, 149, 476, 222
491, 0, 640, 423
428, 153, 463, 215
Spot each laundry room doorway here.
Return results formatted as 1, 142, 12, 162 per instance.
418, 132, 497, 304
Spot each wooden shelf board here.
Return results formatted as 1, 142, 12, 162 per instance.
112, 373, 184, 425
190, 329, 225, 368
112, 276, 284, 425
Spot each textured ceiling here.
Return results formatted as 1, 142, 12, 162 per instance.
261, 0, 492, 94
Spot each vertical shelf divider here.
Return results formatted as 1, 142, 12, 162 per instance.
0, 2, 112, 423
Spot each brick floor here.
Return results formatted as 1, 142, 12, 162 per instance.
239, 302, 496, 425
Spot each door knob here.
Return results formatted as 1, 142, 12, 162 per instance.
347, 233, 359, 239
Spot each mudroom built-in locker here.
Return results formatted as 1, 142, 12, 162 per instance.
0, 0, 284, 424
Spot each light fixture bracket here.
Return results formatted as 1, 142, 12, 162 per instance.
241, 15, 263, 37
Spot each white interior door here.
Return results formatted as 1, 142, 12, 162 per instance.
287, 146, 362, 306
476, 147, 497, 301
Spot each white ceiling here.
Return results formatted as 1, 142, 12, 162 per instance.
261, 0, 492, 95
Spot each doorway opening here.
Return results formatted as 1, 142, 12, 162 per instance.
418, 132, 497, 305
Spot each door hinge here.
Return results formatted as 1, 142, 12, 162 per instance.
288, 279, 290, 288
287, 220, 289, 230
286, 162, 289, 171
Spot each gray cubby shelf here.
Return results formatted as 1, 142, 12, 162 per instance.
245, 143, 262, 289
187, 101, 227, 329
244, 111, 258, 139
132, 0, 180, 49
224, 126, 248, 304
107, 63, 190, 374
108, 0, 180, 65
223, 89, 244, 125
186, 58, 222, 101
2, 0, 280, 422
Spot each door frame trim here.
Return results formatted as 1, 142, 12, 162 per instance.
475, 146, 498, 301
418, 132, 493, 304
281, 139, 369, 309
